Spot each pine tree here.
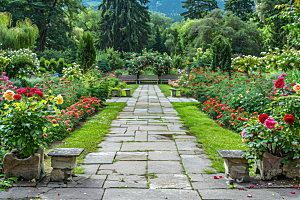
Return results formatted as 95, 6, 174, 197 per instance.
224, 0, 254, 21
181, 0, 219, 19
152, 26, 167, 54
77, 32, 96, 72
98, 0, 151, 53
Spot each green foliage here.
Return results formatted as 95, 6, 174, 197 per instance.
0, 49, 39, 79
77, 32, 96, 72
0, 12, 39, 50
62, 63, 83, 81
0, 174, 17, 191
106, 48, 124, 70
224, 0, 255, 21
99, 0, 151, 52
152, 26, 167, 54
171, 54, 187, 69
48, 58, 58, 72
181, 0, 219, 19
37, 49, 76, 64
210, 35, 232, 74
0, 56, 10, 74
57, 58, 65, 74
193, 48, 212, 67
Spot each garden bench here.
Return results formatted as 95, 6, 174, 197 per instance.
159, 74, 179, 83
217, 150, 250, 183
169, 88, 181, 97
122, 88, 132, 97
48, 148, 84, 182
138, 75, 159, 84
118, 75, 138, 84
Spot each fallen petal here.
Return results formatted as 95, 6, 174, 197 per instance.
247, 195, 252, 197
250, 185, 254, 188
219, 176, 223, 178
213, 176, 218, 179
240, 188, 243, 190
294, 186, 298, 188
291, 192, 295, 194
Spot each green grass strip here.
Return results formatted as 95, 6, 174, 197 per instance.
122, 84, 139, 96
60, 102, 126, 164
172, 102, 246, 172
157, 84, 180, 97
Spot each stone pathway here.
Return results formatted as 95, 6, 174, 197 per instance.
1, 85, 299, 199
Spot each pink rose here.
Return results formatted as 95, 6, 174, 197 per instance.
264, 118, 277, 129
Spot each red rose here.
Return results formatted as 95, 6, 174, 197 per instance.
35, 90, 43, 98
237, 117, 241, 120
258, 114, 269, 124
52, 119, 57, 124
275, 79, 284, 88
13, 94, 22, 100
291, 83, 296, 87
284, 114, 295, 124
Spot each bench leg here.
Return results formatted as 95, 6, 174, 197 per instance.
126, 90, 131, 97
171, 90, 176, 97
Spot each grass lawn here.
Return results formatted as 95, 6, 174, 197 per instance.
47, 102, 126, 173
172, 102, 246, 172
157, 84, 181, 97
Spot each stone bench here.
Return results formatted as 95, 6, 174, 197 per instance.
122, 88, 132, 97
138, 75, 159, 84
217, 150, 250, 183
169, 89, 181, 97
118, 75, 137, 84
48, 148, 84, 182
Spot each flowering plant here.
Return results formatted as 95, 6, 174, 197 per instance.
0, 87, 63, 158
241, 74, 300, 165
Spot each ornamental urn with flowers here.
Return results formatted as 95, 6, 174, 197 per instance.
0, 87, 63, 180
241, 74, 300, 180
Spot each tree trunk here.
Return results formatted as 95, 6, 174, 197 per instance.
39, 26, 48, 52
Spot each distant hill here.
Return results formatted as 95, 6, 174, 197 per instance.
82, 0, 225, 21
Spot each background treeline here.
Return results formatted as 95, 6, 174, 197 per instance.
0, 0, 296, 71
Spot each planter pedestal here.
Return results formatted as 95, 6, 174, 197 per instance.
48, 148, 84, 182
111, 90, 121, 97
255, 152, 300, 180
3, 147, 44, 180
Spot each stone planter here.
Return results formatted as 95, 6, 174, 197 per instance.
255, 152, 300, 180
180, 92, 185, 97
3, 147, 44, 180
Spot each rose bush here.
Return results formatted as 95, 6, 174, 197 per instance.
241, 75, 300, 165
0, 87, 62, 158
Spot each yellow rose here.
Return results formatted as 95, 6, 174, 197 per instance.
56, 95, 63, 104
4, 90, 15, 101
293, 84, 300, 93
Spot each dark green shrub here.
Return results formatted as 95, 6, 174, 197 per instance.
37, 49, 75, 64
106, 47, 124, 70
48, 58, 58, 72
77, 32, 96, 72
57, 58, 64, 74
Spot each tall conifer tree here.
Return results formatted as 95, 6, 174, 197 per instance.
224, 0, 254, 21
152, 26, 167, 54
181, 0, 219, 19
98, 0, 151, 53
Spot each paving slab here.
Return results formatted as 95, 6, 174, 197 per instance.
102, 189, 201, 200
40, 188, 104, 199
121, 142, 177, 151
99, 161, 146, 175
139, 125, 168, 131
115, 152, 148, 161
181, 155, 213, 174
135, 130, 148, 141
0, 187, 52, 199
98, 142, 121, 152
198, 189, 282, 200
75, 179, 105, 188
148, 151, 180, 161
148, 161, 183, 174
149, 174, 191, 189
176, 142, 202, 151
82, 164, 100, 175
83, 152, 116, 164
104, 175, 147, 188
148, 134, 173, 141
104, 136, 135, 142
109, 127, 127, 134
